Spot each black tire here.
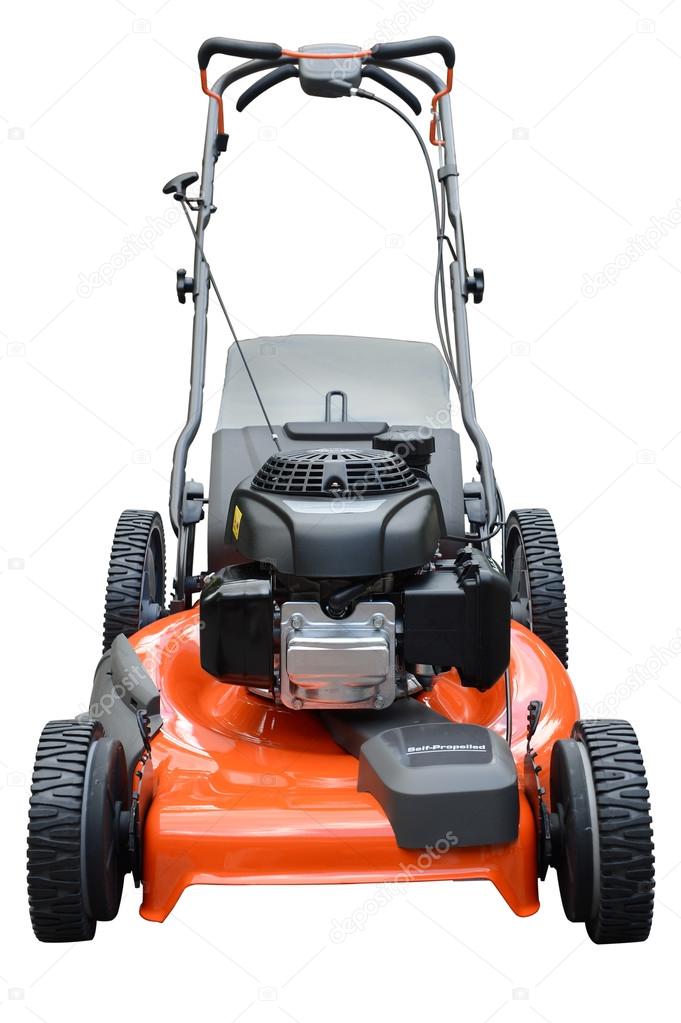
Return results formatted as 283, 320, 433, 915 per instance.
27, 719, 101, 942
550, 719, 655, 944
505, 508, 568, 666
103, 509, 165, 652
574, 719, 655, 944
27, 719, 131, 943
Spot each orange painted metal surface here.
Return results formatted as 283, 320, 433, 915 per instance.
281, 48, 373, 60
430, 66, 454, 146
132, 612, 578, 922
200, 68, 225, 134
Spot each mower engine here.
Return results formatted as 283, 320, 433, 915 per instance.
200, 443, 510, 709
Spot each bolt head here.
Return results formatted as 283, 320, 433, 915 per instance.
374, 695, 385, 709
371, 613, 385, 629
291, 697, 304, 710
290, 613, 304, 630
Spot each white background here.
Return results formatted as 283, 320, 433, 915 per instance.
1, 0, 679, 1019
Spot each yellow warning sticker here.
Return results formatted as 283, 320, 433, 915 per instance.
232, 504, 242, 540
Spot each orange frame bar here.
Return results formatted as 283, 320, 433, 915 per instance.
281, 48, 372, 60
200, 68, 225, 134
430, 66, 454, 146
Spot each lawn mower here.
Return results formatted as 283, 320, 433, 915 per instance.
27, 35, 655, 944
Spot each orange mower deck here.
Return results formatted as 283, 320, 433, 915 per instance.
134, 612, 579, 922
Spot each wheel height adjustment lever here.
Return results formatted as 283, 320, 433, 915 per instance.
524, 700, 554, 879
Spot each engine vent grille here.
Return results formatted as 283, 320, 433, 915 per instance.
252, 448, 418, 496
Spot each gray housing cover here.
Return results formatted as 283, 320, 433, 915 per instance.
359, 722, 519, 849
84, 635, 162, 782
298, 44, 363, 98
323, 701, 519, 850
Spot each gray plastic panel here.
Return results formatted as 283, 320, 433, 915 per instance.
298, 44, 362, 98
322, 702, 519, 850
216, 335, 452, 429
84, 636, 162, 782
358, 722, 519, 848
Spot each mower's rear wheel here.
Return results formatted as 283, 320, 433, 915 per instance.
550, 719, 655, 944
27, 719, 130, 942
103, 509, 165, 651
505, 509, 568, 666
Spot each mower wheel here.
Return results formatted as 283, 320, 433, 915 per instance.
103, 509, 165, 651
27, 719, 131, 942
550, 719, 655, 944
505, 508, 568, 666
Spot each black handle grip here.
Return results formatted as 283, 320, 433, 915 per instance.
361, 66, 422, 116
371, 36, 455, 69
198, 37, 282, 71
236, 66, 299, 112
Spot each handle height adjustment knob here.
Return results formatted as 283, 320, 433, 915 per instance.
465, 267, 485, 304
176, 268, 194, 304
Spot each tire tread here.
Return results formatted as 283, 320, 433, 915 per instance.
27, 719, 101, 942
102, 509, 165, 651
574, 718, 655, 944
507, 508, 568, 666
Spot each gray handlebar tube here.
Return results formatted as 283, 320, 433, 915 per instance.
168, 99, 219, 536
169, 58, 295, 535
169, 54, 499, 538
438, 93, 499, 527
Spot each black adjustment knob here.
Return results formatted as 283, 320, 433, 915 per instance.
176, 268, 194, 304
373, 430, 436, 470
465, 267, 485, 304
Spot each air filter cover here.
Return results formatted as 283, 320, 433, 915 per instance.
252, 448, 418, 498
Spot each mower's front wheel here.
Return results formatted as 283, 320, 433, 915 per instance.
550, 719, 655, 943
103, 509, 166, 651
27, 719, 131, 942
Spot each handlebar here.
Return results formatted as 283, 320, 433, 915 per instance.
370, 36, 455, 69
198, 35, 454, 73
197, 35, 454, 142
235, 64, 422, 116
236, 65, 299, 112
357, 66, 422, 115
198, 37, 282, 70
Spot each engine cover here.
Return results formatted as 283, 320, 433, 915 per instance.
227, 448, 445, 577
280, 601, 396, 710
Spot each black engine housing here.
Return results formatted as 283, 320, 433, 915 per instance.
201, 448, 511, 695
227, 448, 445, 577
